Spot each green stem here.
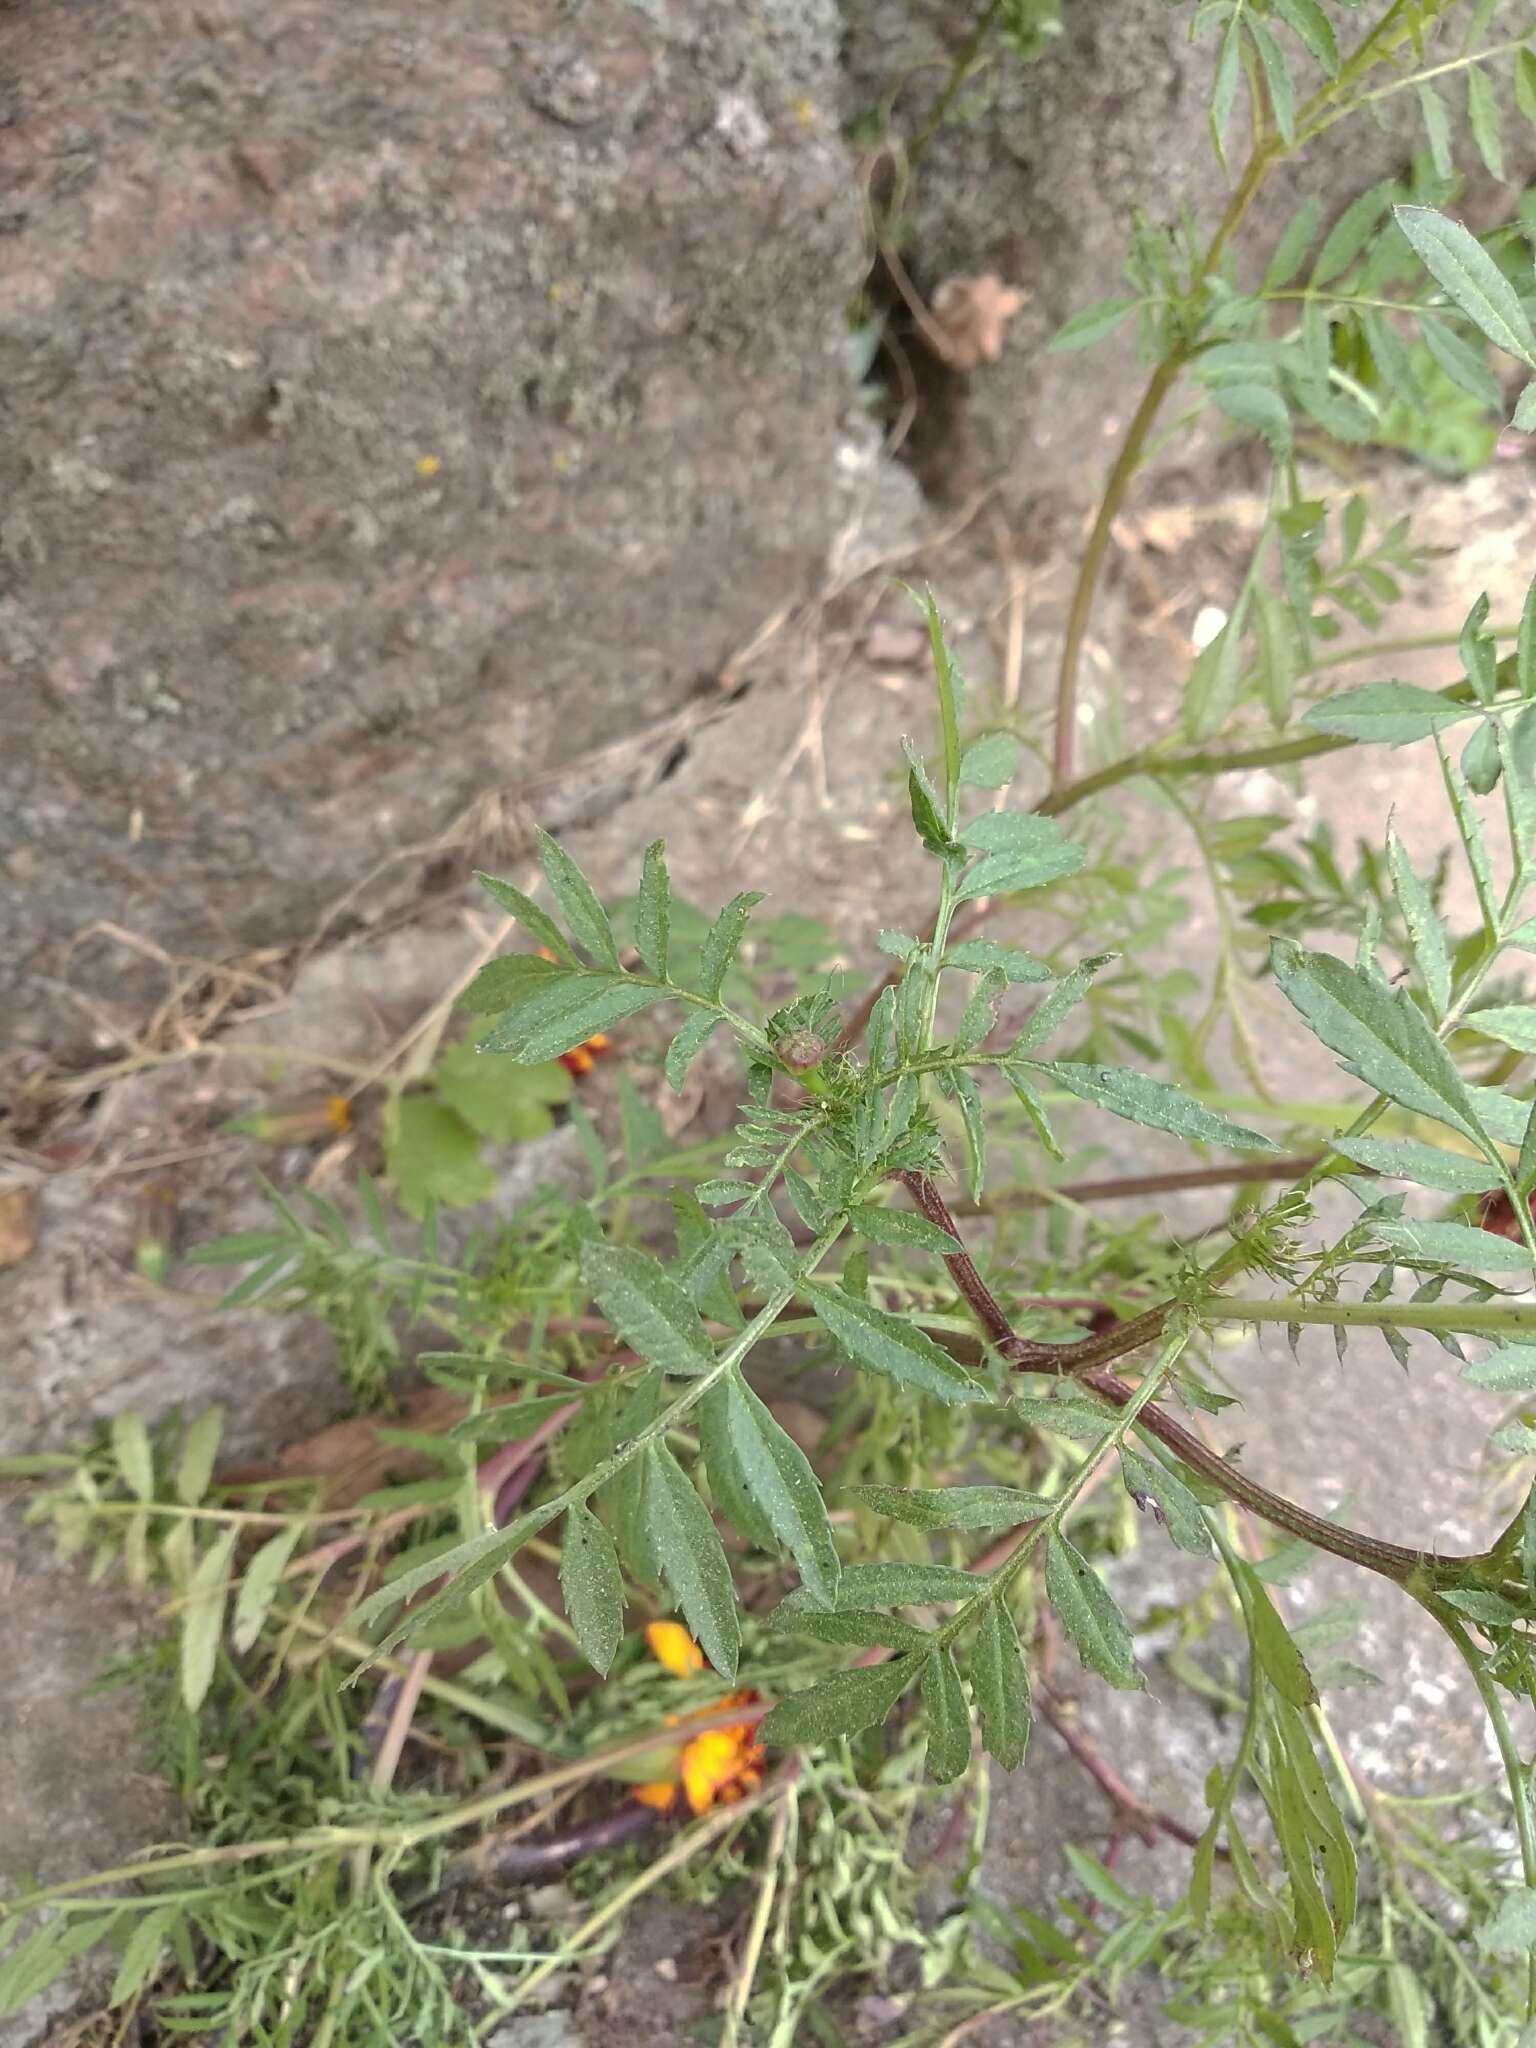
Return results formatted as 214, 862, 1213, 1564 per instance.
1432, 1602, 1536, 2019
1208, 1296, 1536, 1338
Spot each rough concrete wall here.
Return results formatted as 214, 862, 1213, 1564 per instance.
0, 0, 859, 1051
840, 0, 1535, 501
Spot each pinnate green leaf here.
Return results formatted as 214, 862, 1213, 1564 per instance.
1046, 1535, 1143, 1690
759, 1655, 921, 1747
1036, 1060, 1277, 1152
1373, 1216, 1534, 1273
960, 732, 1020, 787
1395, 207, 1536, 368
636, 840, 671, 981
664, 1010, 722, 1093
581, 1242, 716, 1377
708, 1373, 840, 1609
698, 892, 764, 1001
849, 1484, 1055, 1530
945, 938, 1051, 982
643, 1443, 740, 1680
1049, 298, 1137, 352
1462, 1345, 1536, 1392
478, 970, 667, 1061
1331, 1136, 1500, 1193
844, 1203, 961, 1255
536, 828, 621, 969
475, 872, 576, 965
1467, 1005, 1536, 1056
1121, 1451, 1212, 1555
1386, 827, 1451, 1016
808, 1284, 985, 1404
1302, 681, 1480, 745
956, 813, 1085, 901
1244, 1569, 1317, 1706
232, 1524, 303, 1653
561, 1503, 625, 1675
1478, 1888, 1536, 1956
1271, 942, 1485, 1145
111, 1411, 155, 1504
972, 1597, 1031, 1769
922, 1649, 973, 1782
182, 1525, 239, 1711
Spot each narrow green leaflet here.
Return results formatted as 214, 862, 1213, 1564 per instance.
1386, 828, 1451, 1016
1046, 1534, 1144, 1690
1331, 1136, 1501, 1194
1420, 314, 1502, 409
922, 1649, 974, 1782
1270, 0, 1336, 73
1049, 297, 1137, 352
1301, 681, 1480, 745
475, 871, 576, 966
1244, 1570, 1318, 1707
849, 1484, 1055, 1530
807, 1284, 986, 1404
479, 970, 667, 1061
960, 732, 1019, 788
1121, 1451, 1212, 1555
949, 1065, 987, 1203
1478, 1888, 1536, 1956
460, 952, 568, 1014
1467, 1005, 1536, 1056
1263, 194, 1321, 291
1373, 1217, 1534, 1273
759, 1655, 921, 1747
109, 1904, 180, 2009
352, 1503, 564, 1665
561, 1503, 625, 1675
844, 1203, 961, 1255
1465, 65, 1505, 183
581, 1241, 716, 1377
767, 1607, 931, 1651
181, 1525, 239, 1711
1271, 942, 1484, 1144
829, 1560, 980, 1607
1394, 208, 1536, 369
1010, 953, 1113, 1054
1212, 384, 1291, 466
664, 1010, 721, 1093
643, 1442, 740, 1680
635, 840, 671, 981
709, 1373, 840, 1609
231, 1524, 303, 1653
1035, 1061, 1277, 1152
535, 827, 621, 969
111, 1411, 155, 1503
698, 891, 764, 1001
972, 1596, 1031, 1770
945, 937, 1051, 982
174, 1405, 224, 1505
1462, 1345, 1536, 1392
1311, 184, 1391, 287
955, 811, 1086, 901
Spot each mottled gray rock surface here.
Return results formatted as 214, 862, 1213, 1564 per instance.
1, 0, 860, 1051
838, 0, 1535, 502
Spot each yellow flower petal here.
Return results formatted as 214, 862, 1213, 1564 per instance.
646, 1621, 704, 1679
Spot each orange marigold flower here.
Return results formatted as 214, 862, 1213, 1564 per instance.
680, 1722, 765, 1815
646, 1620, 705, 1679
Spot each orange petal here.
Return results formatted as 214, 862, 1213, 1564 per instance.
646, 1621, 704, 1679
681, 1730, 744, 1815
635, 1781, 679, 1811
